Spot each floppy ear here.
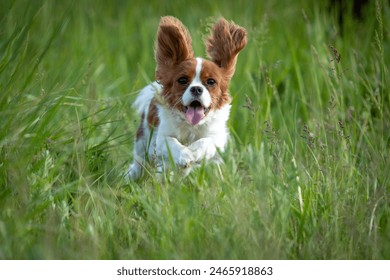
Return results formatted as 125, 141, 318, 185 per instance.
155, 16, 194, 81
205, 18, 247, 80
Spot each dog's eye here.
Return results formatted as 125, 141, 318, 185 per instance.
177, 77, 188, 85
206, 78, 216, 86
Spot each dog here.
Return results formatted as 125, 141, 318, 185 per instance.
127, 16, 247, 180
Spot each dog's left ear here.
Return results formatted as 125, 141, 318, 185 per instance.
205, 18, 247, 80
155, 16, 194, 82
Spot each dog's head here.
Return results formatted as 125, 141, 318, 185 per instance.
155, 16, 247, 126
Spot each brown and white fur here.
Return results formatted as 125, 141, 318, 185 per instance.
127, 16, 247, 180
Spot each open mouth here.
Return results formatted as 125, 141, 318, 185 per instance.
184, 100, 210, 126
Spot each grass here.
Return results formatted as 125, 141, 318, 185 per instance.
0, 0, 389, 259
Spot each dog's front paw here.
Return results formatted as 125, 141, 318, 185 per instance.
176, 148, 194, 168
126, 162, 142, 181
188, 139, 216, 163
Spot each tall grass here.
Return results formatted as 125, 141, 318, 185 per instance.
0, 0, 389, 259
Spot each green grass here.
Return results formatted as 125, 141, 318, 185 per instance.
0, 0, 389, 259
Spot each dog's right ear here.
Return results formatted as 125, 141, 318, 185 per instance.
206, 18, 247, 81
155, 16, 194, 80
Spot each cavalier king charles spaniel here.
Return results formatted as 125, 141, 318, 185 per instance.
127, 16, 247, 180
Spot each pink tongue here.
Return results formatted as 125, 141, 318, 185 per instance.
185, 106, 205, 125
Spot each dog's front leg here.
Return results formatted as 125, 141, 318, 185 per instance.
187, 138, 220, 163
156, 136, 194, 168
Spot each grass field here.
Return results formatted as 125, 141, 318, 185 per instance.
0, 0, 389, 259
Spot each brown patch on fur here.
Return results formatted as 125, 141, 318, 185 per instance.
160, 59, 196, 112
199, 60, 231, 109
136, 113, 145, 140
147, 100, 160, 128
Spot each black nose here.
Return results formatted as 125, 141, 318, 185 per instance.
190, 86, 203, 97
